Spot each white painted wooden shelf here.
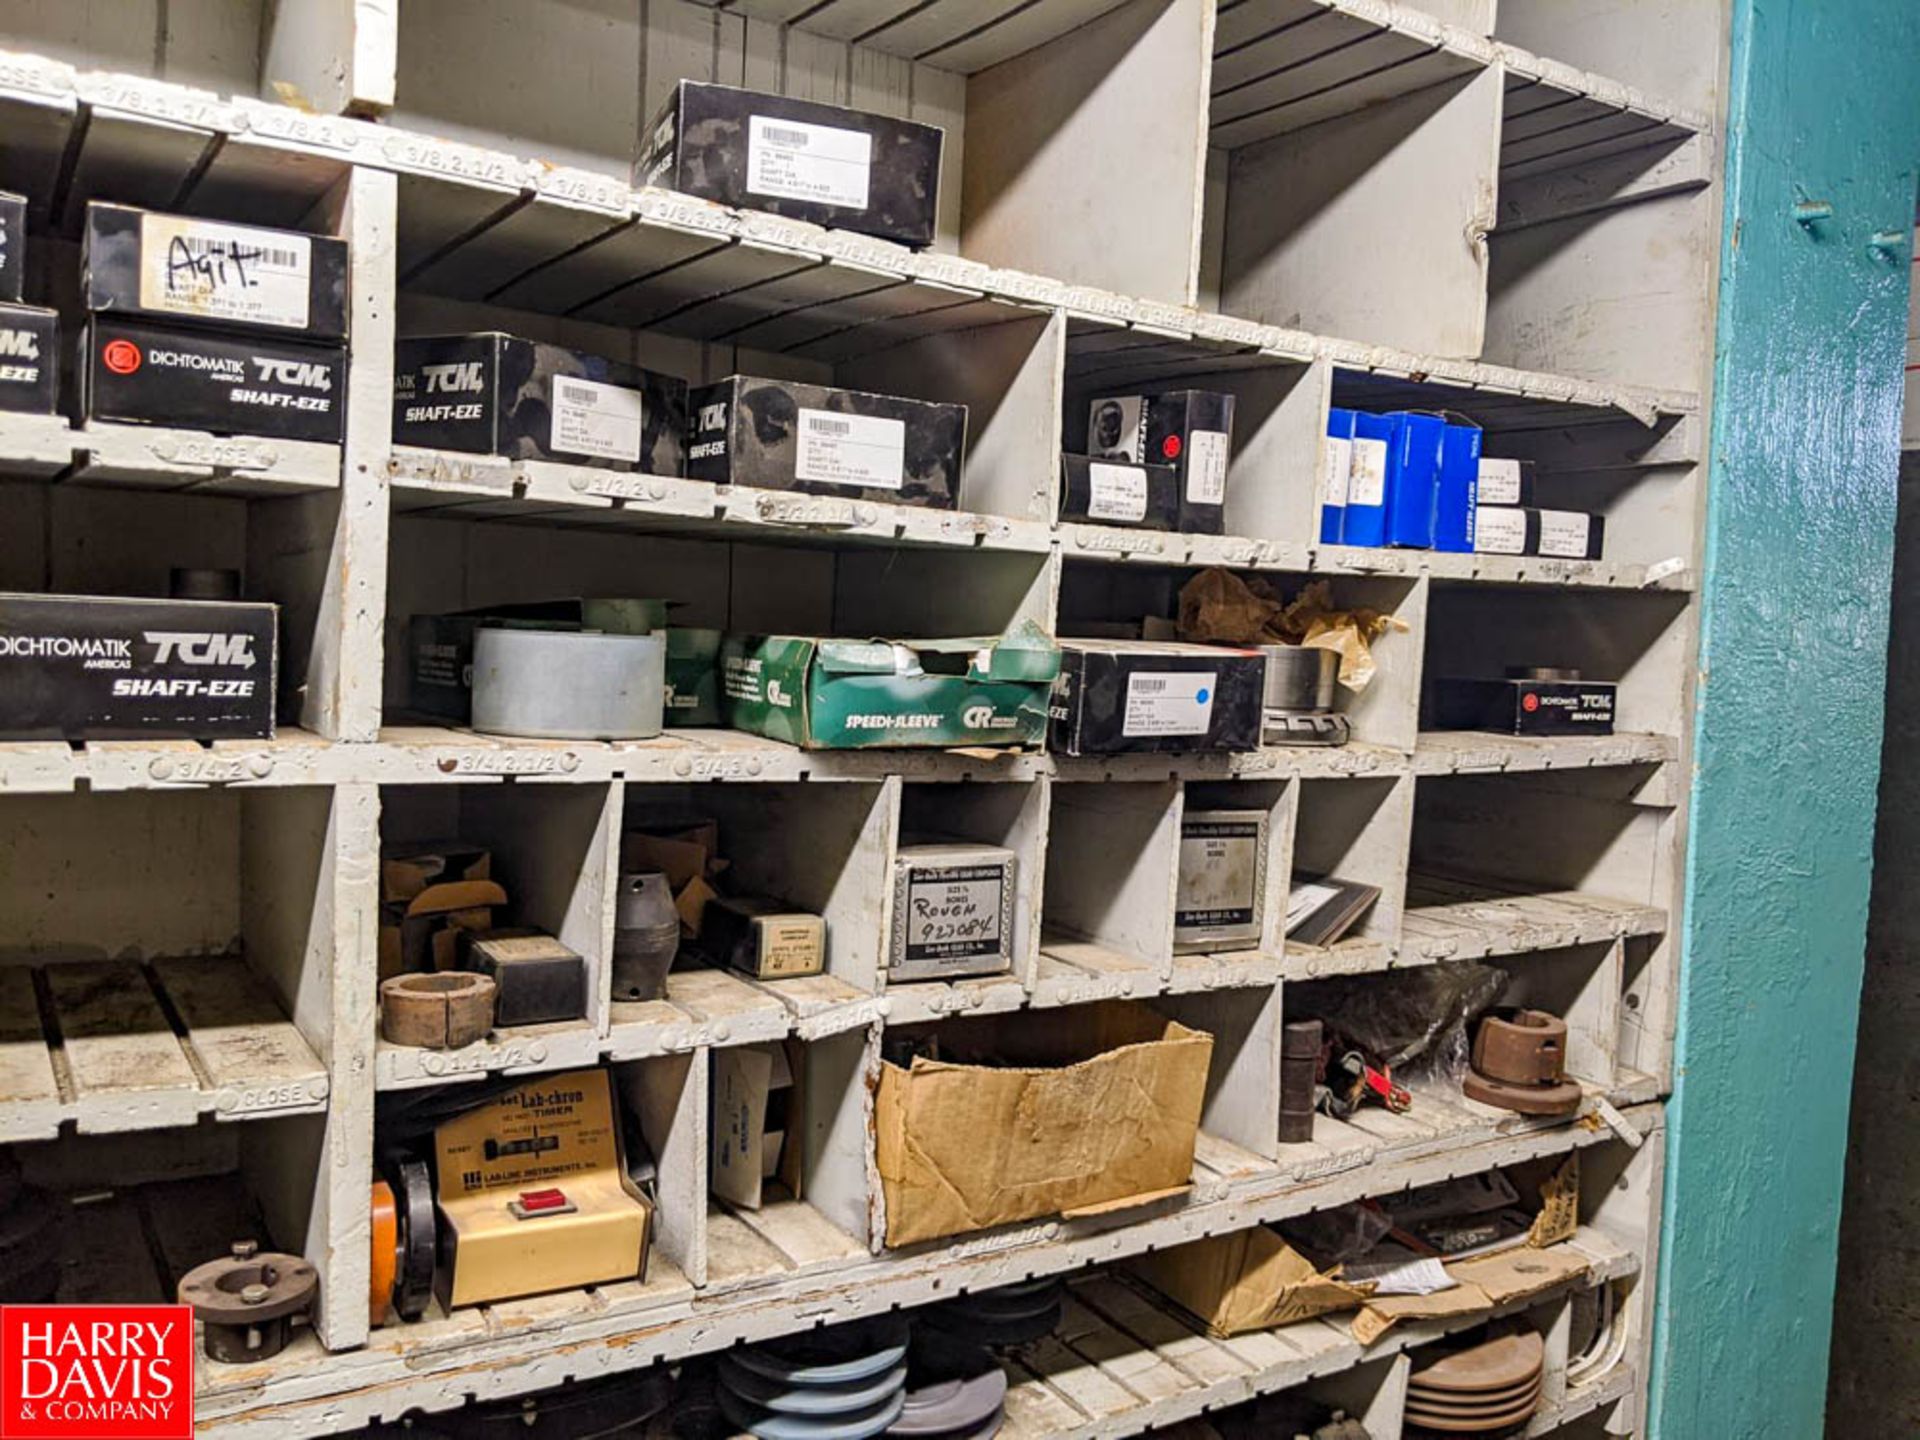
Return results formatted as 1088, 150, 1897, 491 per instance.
0, 0, 1720, 1434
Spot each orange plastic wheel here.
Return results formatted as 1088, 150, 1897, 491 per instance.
369, 1178, 398, 1326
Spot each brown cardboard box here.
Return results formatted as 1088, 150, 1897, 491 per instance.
1130, 1227, 1373, 1337
432, 1068, 652, 1308
874, 1001, 1211, 1248
1134, 1152, 1583, 1341
379, 843, 507, 980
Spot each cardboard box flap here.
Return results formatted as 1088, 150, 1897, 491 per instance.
401, 879, 508, 919
1060, 1183, 1189, 1221
875, 1001, 1211, 1248
814, 639, 902, 675
382, 844, 492, 903
930, 1000, 1203, 1070
1349, 1240, 1590, 1346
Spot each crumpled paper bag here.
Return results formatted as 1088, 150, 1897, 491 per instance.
1177, 570, 1406, 691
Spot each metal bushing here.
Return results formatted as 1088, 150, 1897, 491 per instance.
391, 1156, 438, 1322
1472, 1009, 1569, 1085
178, 1241, 318, 1362
379, 971, 496, 1049
1279, 1020, 1321, 1144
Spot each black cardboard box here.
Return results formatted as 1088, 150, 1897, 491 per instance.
394, 334, 686, 474
0, 592, 277, 740
83, 202, 349, 341
638, 81, 943, 248
1430, 677, 1616, 736
687, 375, 963, 508
0, 192, 25, 303
1473, 505, 1605, 560
1059, 454, 1179, 530
0, 304, 57, 414
1050, 641, 1266, 756
82, 318, 346, 443
1085, 391, 1234, 534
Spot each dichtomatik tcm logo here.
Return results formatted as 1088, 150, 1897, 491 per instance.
0, 1306, 192, 1439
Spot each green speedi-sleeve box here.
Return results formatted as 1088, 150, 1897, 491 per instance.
720, 623, 1060, 749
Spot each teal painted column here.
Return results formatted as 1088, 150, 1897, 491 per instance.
1652, 0, 1920, 1435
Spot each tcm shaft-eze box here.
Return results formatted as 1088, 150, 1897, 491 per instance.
0, 593, 277, 740
638, 81, 943, 248
83, 318, 346, 443
394, 334, 687, 474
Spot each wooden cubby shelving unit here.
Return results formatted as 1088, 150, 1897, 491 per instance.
0, 1, 1723, 1435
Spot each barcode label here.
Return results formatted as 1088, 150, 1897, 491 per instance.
795, 407, 904, 489
177, 236, 303, 269
549, 374, 644, 463
747, 115, 872, 210
138, 214, 312, 329
1123, 670, 1216, 737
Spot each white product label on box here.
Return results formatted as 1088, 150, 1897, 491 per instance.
1478, 457, 1523, 505
138, 214, 311, 329
795, 408, 905, 489
1186, 429, 1229, 505
905, 869, 1005, 960
1538, 509, 1592, 558
1087, 462, 1148, 522
747, 115, 872, 210
1475, 506, 1528, 554
1323, 435, 1353, 507
1123, 671, 1216, 737
1177, 828, 1260, 923
1349, 435, 1388, 507
550, 375, 644, 462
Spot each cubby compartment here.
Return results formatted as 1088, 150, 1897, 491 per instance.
6, 1118, 329, 1335
0, 788, 336, 1139
0, 3, 390, 114
374, 783, 617, 1087
1203, 20, 1503, 356
1330, 367, 1702, 582
381, 509, 1055, 733
367, 1051, 703, 1341
705, 1028, 873, 1283
1059, 342, 1329, 550
1487, 167, 1716, 395
0, 484, 357, 739
896, 777, 1048, 997
1406, 770, 1671, 962
1155, 984, 1284, 1169
1425, 583, 1693, 740
389, 0, 1207, 301
620, 779, 892, 1015
1057, 562, 1424, 752
1615, 933, 1668, 1098
1175, 778, 1296, 980
1496, 2, 1725, 117
1484, 941, 1626, 1095
384, 280, 1064, 535
1289, 775, 1413, 965
1040, 779, 1181, 996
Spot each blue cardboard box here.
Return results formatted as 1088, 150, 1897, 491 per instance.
1338, 411, 1394, 547
1434, 422, 1483, 553
1382, 412, 1446, 549
1322, 407, 1356, 543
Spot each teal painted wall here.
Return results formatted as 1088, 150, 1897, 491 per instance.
1652, 0, 1920, 1435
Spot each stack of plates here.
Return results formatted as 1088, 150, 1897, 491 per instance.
891, 1332, 1007, 1440
1405, 1329, 1544, 1434
718, 1317, 912, 1440
921, 1276, 1065, 1349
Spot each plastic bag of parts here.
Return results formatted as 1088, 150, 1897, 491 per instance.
1300, 961, 1508, 1085
1176, 569, 1406, 692
1279, 1200, 1395, 1266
